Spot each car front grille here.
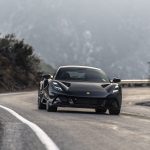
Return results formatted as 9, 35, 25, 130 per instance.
56, 95, 106, 107
69, 97, 105, 105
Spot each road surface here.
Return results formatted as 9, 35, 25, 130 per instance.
0, 88, 150, 150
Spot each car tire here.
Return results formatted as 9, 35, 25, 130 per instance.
38, 100, 46, 109
38, 89, 46, 109
108, 100, 120, 115
109, 109, 120, 115
38, 98, 46, 109
95, 108, 107, 114
46, 101, 57, 112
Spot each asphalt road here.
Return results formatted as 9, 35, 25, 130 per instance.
0, 88, 150, 150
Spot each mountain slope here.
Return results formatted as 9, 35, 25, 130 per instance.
0, 0, 150, 79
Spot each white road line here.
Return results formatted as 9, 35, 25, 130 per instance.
0, 105, 59, 150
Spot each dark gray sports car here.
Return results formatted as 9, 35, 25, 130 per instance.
38, 66, 122, 115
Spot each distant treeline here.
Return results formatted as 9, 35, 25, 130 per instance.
0, 34, 51, 92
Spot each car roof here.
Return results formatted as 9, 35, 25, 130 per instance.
58, 65, 102, 71
54, 65, 109, 80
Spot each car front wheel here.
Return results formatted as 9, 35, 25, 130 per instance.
46, 101, 57, 112
108, 100, 121, 115
38, 96, 46, 109
109, 109, 120, 115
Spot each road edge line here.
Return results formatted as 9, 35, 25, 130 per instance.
0, 105, 59, 150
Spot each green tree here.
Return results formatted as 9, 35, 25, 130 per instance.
0, 34, 40, 91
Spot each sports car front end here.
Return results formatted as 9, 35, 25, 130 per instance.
48, 80, 122, 110
38, 66, 122, 115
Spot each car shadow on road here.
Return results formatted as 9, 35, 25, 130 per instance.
135, 101, 150, 107
57, 109, 109, 115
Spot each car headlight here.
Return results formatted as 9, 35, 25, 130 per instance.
52, 82, 63, 92
112, 85, 119, 93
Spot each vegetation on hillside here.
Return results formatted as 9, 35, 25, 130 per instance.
0, 34, 53, 92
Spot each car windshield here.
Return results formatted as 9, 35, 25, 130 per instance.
55, 67, 109, 82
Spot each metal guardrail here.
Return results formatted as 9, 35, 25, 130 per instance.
121, 79, 150, 87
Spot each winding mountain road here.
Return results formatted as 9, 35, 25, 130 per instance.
0, 88, 150, 150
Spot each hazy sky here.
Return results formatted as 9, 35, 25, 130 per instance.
0, 0, 150, 78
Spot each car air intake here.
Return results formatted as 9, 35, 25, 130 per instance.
101, 84, 110, 88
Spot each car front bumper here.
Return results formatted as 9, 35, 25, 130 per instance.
48, 93, 121, 109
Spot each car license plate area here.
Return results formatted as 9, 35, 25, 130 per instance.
73, 97, 105, 105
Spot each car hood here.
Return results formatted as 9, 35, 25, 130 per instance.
56, 80, 112, 98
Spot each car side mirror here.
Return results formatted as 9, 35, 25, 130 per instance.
42, 74, 51, 79
113, 78, 121, 83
